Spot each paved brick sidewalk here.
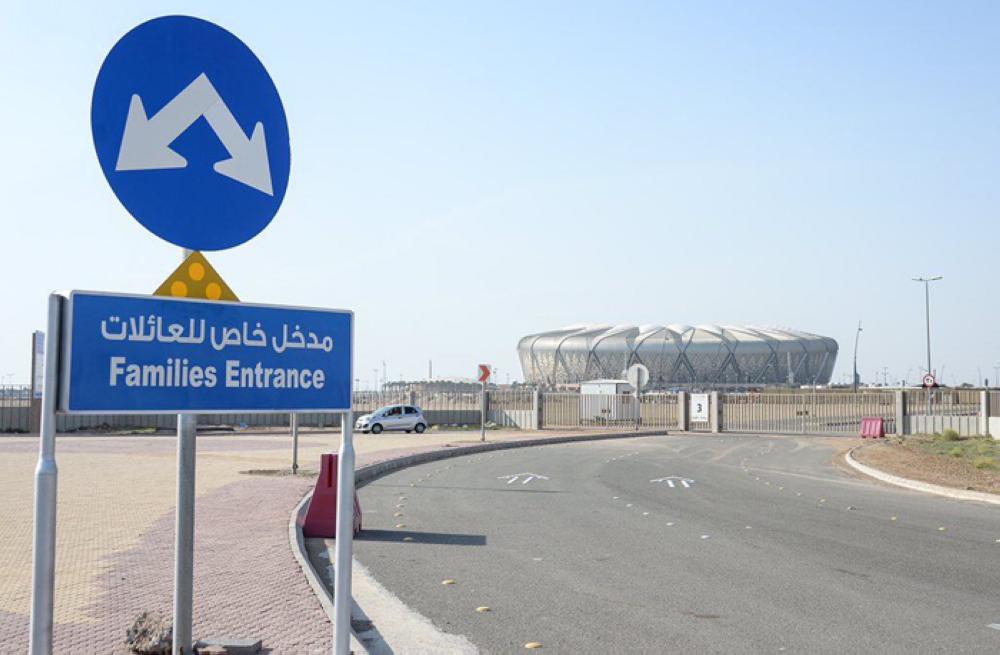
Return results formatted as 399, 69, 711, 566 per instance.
0, 428, 610, 654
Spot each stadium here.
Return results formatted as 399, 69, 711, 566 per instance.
518, 324, 838, 388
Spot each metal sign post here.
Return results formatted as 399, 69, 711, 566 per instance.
291, 413, 300, 474
173, 413, 197, 655
171, 249, 197, 655
28, 295, 62, 655
923, 373, 937, 418
626, 364, 649, 431
480, 382, 486, 442
333, 411, 355, 655
478, 364, 490, 442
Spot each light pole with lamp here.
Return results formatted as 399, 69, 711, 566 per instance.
913, 276, 943, 414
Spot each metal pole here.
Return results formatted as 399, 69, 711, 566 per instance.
924, 281, 932, 377
173, 247, 196, 655
172, 413, 197, 655
852, 321, 862, 392
480, 381, 486, 442
913, 276, 940, 416
291, 413, 299, 474
635, 383, 641, 431
333, 411, 355, 655
29, 294, 62, 655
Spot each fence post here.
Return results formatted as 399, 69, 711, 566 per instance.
480, 385, 488, 442
980, 390, 990, 437
895, 390, 905, 436
533, 388, 541, 430
710, 391, 720, 433
800, 395, 806, 435
677, 391, 688, 431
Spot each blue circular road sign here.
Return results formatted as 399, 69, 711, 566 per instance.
91, 16, 290, 251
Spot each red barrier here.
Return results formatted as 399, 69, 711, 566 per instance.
301, 454, 362, 538
859, 417, 885, 439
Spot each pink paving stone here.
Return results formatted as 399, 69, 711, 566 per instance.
0, 474, 329, 655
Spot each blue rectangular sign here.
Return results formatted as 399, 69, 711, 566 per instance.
59, 291, 352, 413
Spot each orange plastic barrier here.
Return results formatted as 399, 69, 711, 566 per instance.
859, 417, 885, 439
301, 453, 362, 538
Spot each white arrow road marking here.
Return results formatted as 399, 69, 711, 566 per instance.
988, 623, 1000, 631
115, 73, 274, 195
498, 473, 549, 485
650, 476, 695, 488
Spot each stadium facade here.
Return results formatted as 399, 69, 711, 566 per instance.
518, 324, 838, 388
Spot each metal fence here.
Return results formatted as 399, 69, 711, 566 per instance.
488, 390, 536, 428
0, 385, 31, 432
20, 389, 487, 433
640, 393, 679, 428
541, 392, 676, 429
4, 385, 998, 436
723, 392, 896, 435
904, 388, 980, 417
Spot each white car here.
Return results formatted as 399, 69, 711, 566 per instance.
355, 405, 427, 434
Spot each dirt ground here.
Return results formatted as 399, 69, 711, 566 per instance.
854, 437, 1000, 495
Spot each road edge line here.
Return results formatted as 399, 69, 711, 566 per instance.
289, 429, 665, 653
844, 447, 1000, 506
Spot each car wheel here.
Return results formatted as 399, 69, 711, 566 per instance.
371, 424, 383, 434
414, 423, 426, 434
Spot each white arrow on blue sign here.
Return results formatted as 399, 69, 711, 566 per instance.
91, 16, 290, 251
59, 291, 352, 413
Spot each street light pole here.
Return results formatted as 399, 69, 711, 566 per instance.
852, 321, 862, 392
913, 276, 942, 417
912, 276, 942, 377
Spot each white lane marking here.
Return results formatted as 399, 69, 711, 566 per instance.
498, 473, 549, 485
651, 476, 694, 488
987, 623, 1000, 630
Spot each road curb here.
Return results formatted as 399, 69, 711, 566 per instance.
289, 429, 665, 653
844, 447, 1000, 506
287, 489, 368, 653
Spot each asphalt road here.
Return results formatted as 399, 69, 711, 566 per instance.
353, 435, 1000, 654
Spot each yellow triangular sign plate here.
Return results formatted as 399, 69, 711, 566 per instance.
154, 251, 239, 302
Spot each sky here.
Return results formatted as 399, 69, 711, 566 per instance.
2, 1, 999, 389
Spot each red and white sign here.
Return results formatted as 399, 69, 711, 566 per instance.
478, 364, 491, 383
922, 373, 937, 388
